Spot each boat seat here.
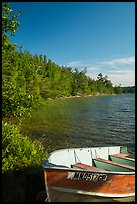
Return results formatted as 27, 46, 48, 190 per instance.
71, 163, 105, 171
112, 153, 129, 157
110, 154, 135, 161
93, 158, 135, 172
109, 154, 135, 167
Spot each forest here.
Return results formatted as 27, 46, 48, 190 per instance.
2, 3, 135, 173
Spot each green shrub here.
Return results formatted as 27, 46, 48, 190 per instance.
2, 122, 48, 172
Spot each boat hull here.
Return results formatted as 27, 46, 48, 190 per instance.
44, 168, 135, 202
46, 187, 135, 202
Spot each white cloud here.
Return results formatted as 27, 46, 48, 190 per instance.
66, 61, 83, 67
108, 73, 135, 86
101, 56, 135, 67
65, 56, 135, 86
108, 69, 135, 74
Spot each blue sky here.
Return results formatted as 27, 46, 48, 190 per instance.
10, 2, 135, 86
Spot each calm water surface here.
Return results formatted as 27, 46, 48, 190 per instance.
21, 93, 135, 157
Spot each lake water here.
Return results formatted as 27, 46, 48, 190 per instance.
21, 93, 135, 157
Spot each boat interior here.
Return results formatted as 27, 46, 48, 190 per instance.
72, 154, 135, 172
44, 146, 135, 172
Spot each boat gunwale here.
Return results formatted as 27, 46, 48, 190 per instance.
43, 163, 135, 175
45, 145, 128, 157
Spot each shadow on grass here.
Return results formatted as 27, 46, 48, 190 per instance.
2, 165, 47, 202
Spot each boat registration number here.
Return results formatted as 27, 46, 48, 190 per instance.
67, 172, 107, 182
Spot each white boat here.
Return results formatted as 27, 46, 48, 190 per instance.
43, 146, 135, 202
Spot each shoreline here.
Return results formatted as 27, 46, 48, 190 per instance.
48, 93, 117, 100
